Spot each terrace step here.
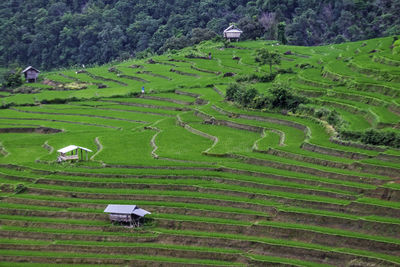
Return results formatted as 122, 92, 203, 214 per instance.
9, 107, 147, 124
139, 95, 194, 106
157, 232, 399, 266
20, 188, 279, 214
0, 229, 157, 243
157, 219, 400, 256
223, 154, 382, 185
262, 148, 400, 179
365, 186, 400, 202
0, 200, 270, 223
0, 163, 369, 195
100, 100, 191, 111
275, 210, 400, 238
33, 175, 357, 201
0, 243, 246, 264
0, 254, 228, 267
23, 186, 350, 214
5, 196, 398, 238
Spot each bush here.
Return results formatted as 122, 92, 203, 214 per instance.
225, 82, 307, 112
225, 83, 243, 101
236, 73, 276, 83
268, 83, 307, 111
2, 68, 23, 88
339, 128, 400, 148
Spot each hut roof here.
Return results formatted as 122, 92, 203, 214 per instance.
57, 145, 92, 153
223, 25, 243, 34
104, 204, 151, 217
22, 66, 40, 73
133, 208, 151, 217
104, 204, 136, 214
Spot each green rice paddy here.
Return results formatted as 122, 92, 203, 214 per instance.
0, 36, 399, 266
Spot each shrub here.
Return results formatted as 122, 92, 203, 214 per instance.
2, 68, 23, 88
225, 83, 243, 101
268, 83, 307, 112
225, 82, 307, 112
339, 129, 400, 148
236, 73, 276, 83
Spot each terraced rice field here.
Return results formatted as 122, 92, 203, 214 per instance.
0, 37, 399, 266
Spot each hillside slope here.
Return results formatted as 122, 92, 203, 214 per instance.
1, 0, 399, 69
0, 37, 399, 266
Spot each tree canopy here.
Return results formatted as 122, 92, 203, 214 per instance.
255, 48, 281, 74
0, 0, 399, 69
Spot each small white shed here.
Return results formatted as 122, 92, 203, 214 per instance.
22, 66, 40, 83
104, 204, 151, 227
57, 145, 92, 162
223, 25, 243, 41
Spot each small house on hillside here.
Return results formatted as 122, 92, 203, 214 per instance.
223, 25, 243, 42
57, 145, 92, 162
104, 204, 151, 227
22, 66, 40, 83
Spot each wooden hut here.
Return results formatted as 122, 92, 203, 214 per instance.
223, 25, 243, 42
22, 66, 40, 83
104, 204, 151, 227
57, 145, 92, 162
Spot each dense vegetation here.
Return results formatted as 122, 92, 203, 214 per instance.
1, 0, 400, 69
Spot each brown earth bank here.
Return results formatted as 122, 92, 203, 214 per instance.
22, 186, 400, 218
264, 148, 400, 179
23, 187, 350, 215
155, 219, 400, 256
0, 255, 230, 267
0, 207, 397, 256
0, 127, 62, 134
138, 95, 194, 106
4, 196, 398, 237
0, 243, 247, 263
33, 177, 356, 201
0, 220, 396, 266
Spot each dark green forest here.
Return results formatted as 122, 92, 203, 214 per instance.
1, 0, 399, 70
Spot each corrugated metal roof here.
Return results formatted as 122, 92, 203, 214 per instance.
223, 25, 243, 33
57, 145, 92, 153
104, 204, 137, 214
132, 208, 151, 217
104, 205, 151, 217
225, 29, 243, 33
22, 66, 40, 73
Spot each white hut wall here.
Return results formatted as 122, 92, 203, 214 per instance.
226, 32, 241, 38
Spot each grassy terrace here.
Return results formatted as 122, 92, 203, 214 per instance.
0, 36, 399, 265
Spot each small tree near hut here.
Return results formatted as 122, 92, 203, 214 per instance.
2, 68, 23, 88
255, 48, 281, 74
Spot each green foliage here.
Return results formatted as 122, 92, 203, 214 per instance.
339, 129, 400, 148
1, 1, 399, 69
268, 83, 307, 111
393, 40, 400, 55
2, 68, 23, 88
277, 22, 287, 45
255, 48, 281, 74
226, 82, 307, 112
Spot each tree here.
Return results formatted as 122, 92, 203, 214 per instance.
2, 68, 23, 88
277, 22, 287, 44
259, 12, 277, 40
255, 48, 281, 74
